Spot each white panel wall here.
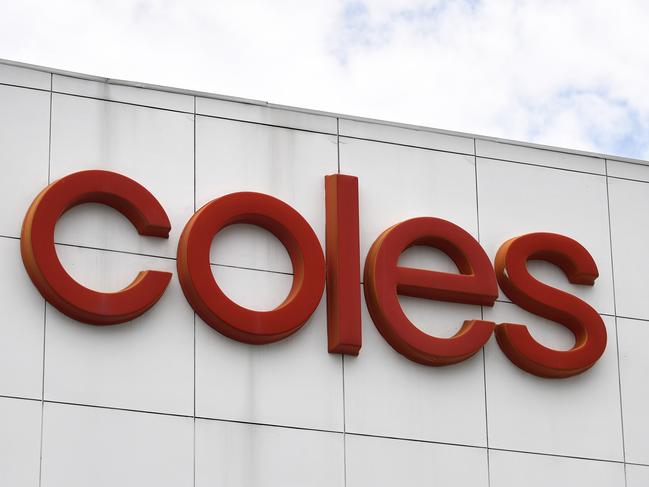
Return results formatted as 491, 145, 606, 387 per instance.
0, 397, 41, 487
1, 61, 649, 486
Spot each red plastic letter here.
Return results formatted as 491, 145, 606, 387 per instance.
21, 170, 172, 325
325, 174, 362, 355
363, 217, 498, 366
494, 233, 607, 378
177, 192, 325, 344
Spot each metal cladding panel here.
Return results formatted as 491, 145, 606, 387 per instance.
0, 59, 646, 487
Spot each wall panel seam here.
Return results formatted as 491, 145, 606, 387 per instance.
605, 159, 628, 473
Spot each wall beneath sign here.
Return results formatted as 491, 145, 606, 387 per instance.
1, 59, 649, 486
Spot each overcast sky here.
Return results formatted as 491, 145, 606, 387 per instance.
2, 0, 648, 159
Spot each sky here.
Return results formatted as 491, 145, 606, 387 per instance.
2, 0, 649, 159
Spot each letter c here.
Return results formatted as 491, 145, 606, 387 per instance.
21, 170, 173, 325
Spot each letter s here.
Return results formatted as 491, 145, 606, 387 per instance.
494, 233, 607, 378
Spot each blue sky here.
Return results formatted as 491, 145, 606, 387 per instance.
2, 0, 649, 159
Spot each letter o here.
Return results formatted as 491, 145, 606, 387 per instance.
177, 192, 325, 344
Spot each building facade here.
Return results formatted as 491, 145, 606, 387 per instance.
1, 59, 649, 486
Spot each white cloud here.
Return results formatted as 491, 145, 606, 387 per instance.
1, 0, 649, 158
